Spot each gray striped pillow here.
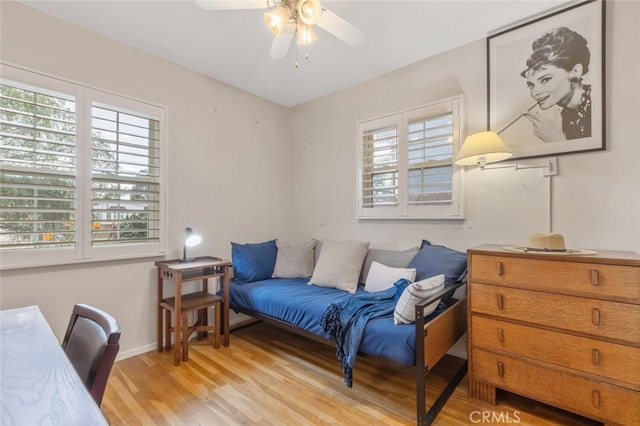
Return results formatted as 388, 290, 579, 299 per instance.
393, 274, 445, 325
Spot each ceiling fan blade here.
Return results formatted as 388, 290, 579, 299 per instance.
269, 22, 296, 59
195, 0, 267, 10
315, 9, 365, 47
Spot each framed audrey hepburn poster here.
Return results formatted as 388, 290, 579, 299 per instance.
487, 0, 605, 160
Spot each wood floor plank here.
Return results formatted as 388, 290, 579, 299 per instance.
102, 322, 601, 425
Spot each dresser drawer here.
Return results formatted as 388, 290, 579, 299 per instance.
470, 283, 640, 344
470, 255, 640, 303
471, 316, 640, 389
471, 348, 640, 425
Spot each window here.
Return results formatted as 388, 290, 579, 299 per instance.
0, 64, 165, 268
357, 96, 464, 219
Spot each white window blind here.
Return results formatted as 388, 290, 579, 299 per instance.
361, 124, 399, 209
407, 114, 454, 207
0, 83, 77, 250
0, 64, 166, 269
357, 96, 464, 219
90, 104, 160, 247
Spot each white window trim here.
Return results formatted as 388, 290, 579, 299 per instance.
0, 63, 167, 269
356, 96, 465, 220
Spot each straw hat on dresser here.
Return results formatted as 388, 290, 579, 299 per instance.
503, 233, 597, 255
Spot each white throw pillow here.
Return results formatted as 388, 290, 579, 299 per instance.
394, 274, 445, 325
272, 240, 316, 278
364, 261, 416, 292
308, 239, 370, 293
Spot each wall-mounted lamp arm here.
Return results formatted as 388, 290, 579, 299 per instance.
481, 157, 558, 176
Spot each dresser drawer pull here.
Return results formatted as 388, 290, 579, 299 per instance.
592, 389, 601, 409
592, 308, 601, 326
497, 294, 504, 310
496, 262, 504, 276
497, 327, 504, 343
497, 361, 504, 377
592, 348, 600, 366
591, 270, 599, 286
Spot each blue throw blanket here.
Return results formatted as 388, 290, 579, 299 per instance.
320, 279, 410, 388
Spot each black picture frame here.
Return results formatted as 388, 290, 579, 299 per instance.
487, 0, 605, 160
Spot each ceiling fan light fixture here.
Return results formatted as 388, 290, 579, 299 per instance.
297, 0, 322, 25
296, 22, 317, 45
264, 5, 290, 35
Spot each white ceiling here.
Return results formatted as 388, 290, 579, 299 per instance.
17, 0, 571, 107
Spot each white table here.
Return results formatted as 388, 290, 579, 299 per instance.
0, 305, 108, 425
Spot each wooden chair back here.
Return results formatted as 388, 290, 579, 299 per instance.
61, 303, 121, 407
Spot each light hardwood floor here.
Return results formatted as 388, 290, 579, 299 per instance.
102, 322, 600, 425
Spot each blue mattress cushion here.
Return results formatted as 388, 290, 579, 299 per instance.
226, 277, 450, 366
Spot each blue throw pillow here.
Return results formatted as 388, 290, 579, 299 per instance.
420, 239, 432, 248
407, 243, 467, 284
231, 240, 277, 284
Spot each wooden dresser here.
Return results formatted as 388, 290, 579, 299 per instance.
467, 244, 640, 425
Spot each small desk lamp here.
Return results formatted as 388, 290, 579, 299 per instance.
180, 227, 202, 263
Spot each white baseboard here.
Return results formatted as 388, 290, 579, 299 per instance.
116, 343, 157, 361
115, 312, 255, 362
116, 325, 467, 363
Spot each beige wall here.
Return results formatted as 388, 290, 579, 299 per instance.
289, 0, 640, 254
1, 0, 638, 358
0, 1, 292, 357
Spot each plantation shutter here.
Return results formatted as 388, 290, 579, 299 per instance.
361, 124, 400, 210
90, 103, 161, 246
407, 113, 454, 207
357, 96, 463, 219
0, 82, 77, 250
1, 64, 165, 268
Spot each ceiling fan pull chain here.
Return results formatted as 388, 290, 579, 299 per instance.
294, 45, 310, 68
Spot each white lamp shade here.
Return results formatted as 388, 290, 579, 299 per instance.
455, 131, 513, 166
264, 6, 290, 35
296, 22, 317, 45
297, 0, 322, 25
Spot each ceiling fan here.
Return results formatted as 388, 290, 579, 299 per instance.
196, 0, 365, 59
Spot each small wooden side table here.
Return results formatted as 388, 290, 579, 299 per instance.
155, 256, 231, 365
